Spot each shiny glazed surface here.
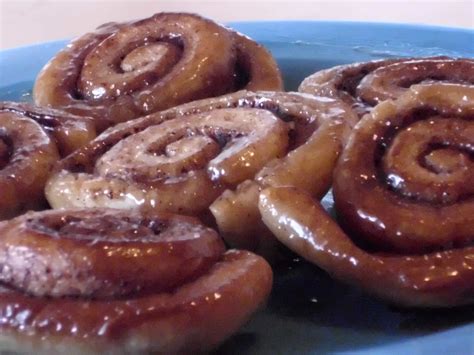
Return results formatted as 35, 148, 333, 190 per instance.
0, 101, 96, 156
259, 186, 473, 307
1, 21, 473, 354
33, 13, 283, 132
333, 84, 474, 252
0, 209, 224, 298
299, 57, 474, 118
206, 90, 356, 257
46, 100, 289, 216
0, 111, 59, 220
258, 83, 474, 307
0, 209, 273, 354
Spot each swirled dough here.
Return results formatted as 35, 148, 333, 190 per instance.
0, 208, 273, 353
34, 13, 283, 131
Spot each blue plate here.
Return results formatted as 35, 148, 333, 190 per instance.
0, 21, 473, 355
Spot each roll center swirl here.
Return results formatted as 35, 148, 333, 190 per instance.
381, 114, 474, 204
424, 146, 472, 174
120, 42, 181, 73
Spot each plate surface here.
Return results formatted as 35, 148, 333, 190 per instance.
0, 21, 473, 355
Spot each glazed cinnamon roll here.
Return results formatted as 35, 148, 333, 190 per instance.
0, 102, 96, 156
259, 84, 474, 307
299, 57, 474, 117
0, 208, 272, 353
34, 12, 283, 131
45, 97, 290, 217
0, 110, 59, 220
45, 90, 356, 257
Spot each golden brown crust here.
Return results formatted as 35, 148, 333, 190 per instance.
0, 209, 225, 298
259, 186, 473, 307
299, 57, 474, 117
232, 32, 284, 91
205, 91, 355, 257
0, 209, 273, 354
0, 111, 59, 220
333, 84, 474, 252
258, 84, 474, 307
45, 98, 290, 216
0, 101, 96, 156
33, 12, 283, 132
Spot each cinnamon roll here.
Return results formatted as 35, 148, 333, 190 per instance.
0, 110, 59, 220
34, 13, 283, 132
299, 57, 474, 117
0, 208, 272, 353
45, 98, 290, 217
259, 84, 474, 307
0, 102, 96, 156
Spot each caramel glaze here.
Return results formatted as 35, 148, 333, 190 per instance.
257, 83, 474, 307
0, 209, 225, 298
0, 102, 96, 156
0, 209, 273, 354
33, 13, 283, 132
259, 186, 473, 307
333, 84, 474, 253
0, 112, 59, 220
200, 91, 356, 259
45, 102, 289, 218
299, 57, 474, 118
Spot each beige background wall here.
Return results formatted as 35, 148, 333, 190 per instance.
0, 0, 473, 49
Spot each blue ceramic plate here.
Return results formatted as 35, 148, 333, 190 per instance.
0, 21, 473, 355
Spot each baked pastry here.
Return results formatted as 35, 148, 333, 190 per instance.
259, 84, 474, 307
299, 57, 474, 117
0, 101, 96, 156
33, 13, 283, 131
0, 108, 59, 220
45, 96, 289, 218
45, 90, 356, 259
0, 208, 273, 354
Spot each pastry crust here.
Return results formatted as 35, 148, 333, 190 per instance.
299, 57, 474, 117
0, 101, 96, 156
0, 209, 273, 354
0, 110, 59, 220
258, 84, 474, 307
34, 13, 283, 132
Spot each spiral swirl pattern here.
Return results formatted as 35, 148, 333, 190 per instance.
334, 83, 474, 252
299, 57, 474, 118
205, 91, 356, 257
0, 208, 272, 353
34, 13, 283, 131
258, 84, 474, 307
46, 99, 289, 216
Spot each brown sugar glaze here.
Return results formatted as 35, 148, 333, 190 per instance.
45, 89, 357, 259
0, 101, 96, 156
299, 57, 474, 118
34, 13, 283, 132
0, 208, 273, 353
0, 111, 59, 220
206, 91, 357, 258
45, 100, 290, 218
333, 84, 474, 253
258, 84, 473, 307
